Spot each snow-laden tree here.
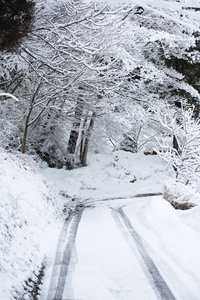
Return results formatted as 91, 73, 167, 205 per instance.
26, 0, 131, 167
1, 0, 200, 169
1, 0, 131, 167
96, 1, 200, 156
157, 106, 200, 191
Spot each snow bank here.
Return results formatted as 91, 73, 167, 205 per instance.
0, 148, 61, 299
142, 199, 200, 279
124, 197, 200, 296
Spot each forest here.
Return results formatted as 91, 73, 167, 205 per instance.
0, 0, 200, 299
1, 0, 200, 185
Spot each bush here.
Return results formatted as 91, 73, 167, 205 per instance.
163, 180, 199, 210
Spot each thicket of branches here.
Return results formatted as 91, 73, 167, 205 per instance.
1, 0, 200, 185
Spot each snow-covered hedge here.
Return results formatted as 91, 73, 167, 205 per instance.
163, 179, 200, 209
0, 148, 61, 299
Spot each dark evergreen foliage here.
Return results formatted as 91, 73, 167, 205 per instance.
120, 132, 138, 153
0, 0, 35, 51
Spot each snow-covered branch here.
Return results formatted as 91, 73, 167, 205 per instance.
0, 93, 19, 102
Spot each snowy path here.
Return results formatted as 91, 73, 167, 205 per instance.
45, 197, 199, 300
111, 207, 175, 300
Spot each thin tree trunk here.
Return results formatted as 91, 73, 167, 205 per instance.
67, 99, 83, 155
79, 116, 88, 163
81, 112, 96, 166
66, 98, 84, 169
22, 106, 33, 153
21, 81, 43, 153
172, 135, 179, 177
173, 135, 179, 152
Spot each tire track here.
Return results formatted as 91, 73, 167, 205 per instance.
47, 208, 83, 300
111, 207, 176, 300
87, 192, 162, 205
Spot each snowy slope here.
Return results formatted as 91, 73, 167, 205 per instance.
0, 148, 62, 299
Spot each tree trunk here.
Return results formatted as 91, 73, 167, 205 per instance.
66, 98, 84, 169
172, 135, 179, 177
81, 112, 96, 166
21, 81, 42, 153
79, 117, 88, 163
173, 135, 179, 152
67, 99, 83, 154
22, 107, 32, 153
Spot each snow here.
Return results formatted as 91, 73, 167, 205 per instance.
124, 197, 200, 298
84, 0, 200, 31
0, 148, 62, 299
0, 93, 19, 102
1, 0, 200, 298
41, 150, 166, 202
1, 147, 200, 299
64, 206, 158, 300
62, 199, 200, 299
40, 150, 200, 300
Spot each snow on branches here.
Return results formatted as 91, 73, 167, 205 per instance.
157, 106, 200, 192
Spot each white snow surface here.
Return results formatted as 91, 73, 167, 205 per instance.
0, 148, 62, 299
59, 199, 200, 300
1, 147, 200, 299
84, 0, 200, 31
41, 150, 200, 299
41, 150, 166, 202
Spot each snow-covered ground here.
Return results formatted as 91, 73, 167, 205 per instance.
0, 148, 62, 299
52, 198, 200, 300
123, 197, 200, 299
1, 147, 200, 299
41, 150, 200, 300
41, 150, 166, 203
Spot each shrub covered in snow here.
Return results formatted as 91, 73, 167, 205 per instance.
163, 179, 200, 210
158, 107, 200, 190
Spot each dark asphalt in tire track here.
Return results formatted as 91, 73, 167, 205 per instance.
90, 192, 163, 204
47, 213, 75, 299
112, 207, 176, 300
54, 209, 83, 300
47, 209, 83, 300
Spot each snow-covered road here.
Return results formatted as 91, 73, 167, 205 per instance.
2, 150, 200, 299
45, 196, 199, 300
